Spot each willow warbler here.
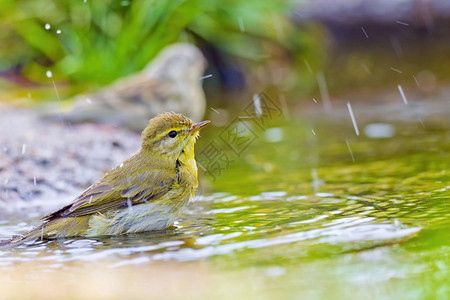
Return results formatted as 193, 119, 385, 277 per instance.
2, 112, 209, 247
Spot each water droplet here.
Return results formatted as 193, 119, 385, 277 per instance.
198, 74, 212, 81
316, 72, 332, 112
347, 102, 359, 136
397, 85, 408, 105
252, 94, 262, 117
345, 139, 355, 162
396, 21, 409, 26
361, 26, 369, 38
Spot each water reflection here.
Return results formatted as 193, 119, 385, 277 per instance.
0, 190, 427, 268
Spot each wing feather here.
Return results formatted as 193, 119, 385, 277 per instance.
42, 168, 176, 221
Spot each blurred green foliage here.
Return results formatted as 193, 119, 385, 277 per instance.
0, 0, 323, 93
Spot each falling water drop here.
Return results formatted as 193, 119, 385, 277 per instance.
397, 85, 408, 105
347, 102, 359, 136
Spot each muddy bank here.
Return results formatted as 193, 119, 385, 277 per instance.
0, 106, 140, 215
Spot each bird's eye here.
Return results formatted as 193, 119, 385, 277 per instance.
168, 130, 177, 138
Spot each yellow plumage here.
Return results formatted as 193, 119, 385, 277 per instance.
2, 112, 209, 247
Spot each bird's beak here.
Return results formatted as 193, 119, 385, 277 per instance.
190, 120, 211, 132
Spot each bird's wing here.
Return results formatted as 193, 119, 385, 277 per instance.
42, 169, 177, 221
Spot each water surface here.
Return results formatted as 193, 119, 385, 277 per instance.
0, 100, 449, 299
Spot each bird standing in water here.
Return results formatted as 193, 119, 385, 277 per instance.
2, 112, 210, 247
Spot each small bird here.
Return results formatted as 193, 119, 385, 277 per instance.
56, 43, 207, 131
2, 112, 210, 247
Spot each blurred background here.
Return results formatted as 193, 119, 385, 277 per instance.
1, 0, 448, 109
0, 1, 449, 299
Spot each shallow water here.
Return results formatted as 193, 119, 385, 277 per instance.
0, 100, 449, 299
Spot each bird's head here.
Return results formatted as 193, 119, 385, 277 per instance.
141, 112, 210, 161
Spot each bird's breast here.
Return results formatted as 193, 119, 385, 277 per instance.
87, 190, 192, 236
176, 156, 198, 188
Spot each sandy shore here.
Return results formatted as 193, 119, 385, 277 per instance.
0, 106, 140, 215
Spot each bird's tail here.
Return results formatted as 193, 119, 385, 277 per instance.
0, 224, 46, 248
0, 216, 92, 248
